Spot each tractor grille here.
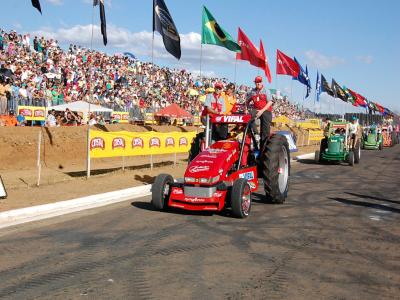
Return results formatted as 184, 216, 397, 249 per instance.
184, 186, 217, 198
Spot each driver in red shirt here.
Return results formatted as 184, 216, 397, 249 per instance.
246, 76, 273, 147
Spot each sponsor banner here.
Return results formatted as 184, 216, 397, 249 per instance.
111, 111, 129, 123
272, 115, 290, 124
275, 131, 298, 152
17, 106, 46, 121
90, 130, 197, 158
308, 130, 324, 141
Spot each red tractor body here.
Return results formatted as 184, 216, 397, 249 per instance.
151, 114, 290, 218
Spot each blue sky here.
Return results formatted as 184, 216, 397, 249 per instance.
1, 0, 399, 113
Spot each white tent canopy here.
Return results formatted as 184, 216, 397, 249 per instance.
47, 101, 113, 113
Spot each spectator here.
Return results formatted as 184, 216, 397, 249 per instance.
46, 109, 57, 127
16, 110, 26, 126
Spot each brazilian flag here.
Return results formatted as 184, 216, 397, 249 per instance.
343, 86, 356, 105
201, 6, 241, 52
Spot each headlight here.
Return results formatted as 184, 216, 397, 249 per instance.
184, 177, 195, 183
199, 178, 209, 184
199, 175, 220, 184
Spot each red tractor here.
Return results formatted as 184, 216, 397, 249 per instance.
151, 114, 290, 218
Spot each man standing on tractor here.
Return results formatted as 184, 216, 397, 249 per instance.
246, 76, 273, 148
348, 116, 360, 149
223, 83, 237, 114
202, 81, 228, 142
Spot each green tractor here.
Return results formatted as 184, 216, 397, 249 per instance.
361, 126, 383, 150
315, 121, 361, 166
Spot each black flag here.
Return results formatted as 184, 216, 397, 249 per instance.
32, 0, 42, 14
321, 74, 334, 97
331, 79, 347, 102
93, 0, 107, 46
153, 0, 181, 60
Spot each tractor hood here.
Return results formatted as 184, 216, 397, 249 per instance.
184, 140, 239, 183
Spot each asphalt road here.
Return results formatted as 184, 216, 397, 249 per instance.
0, 146, 399, 300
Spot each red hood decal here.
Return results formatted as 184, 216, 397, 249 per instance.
185, 140, 239, 179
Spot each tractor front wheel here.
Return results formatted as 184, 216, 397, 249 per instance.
231, 179, 252, 218
314, 150, 320, 163
151, 174, 173, 210
262, 135, 290, 204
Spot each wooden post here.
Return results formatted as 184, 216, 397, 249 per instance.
150, 154, 153, 171
174, 152, 177, 167
122, 156, 125, 171
36, 130, 42, 187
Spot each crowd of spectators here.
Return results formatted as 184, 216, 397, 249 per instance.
0, 28, 304, 125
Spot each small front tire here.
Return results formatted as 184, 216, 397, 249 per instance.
151, 174, 173, 210
231, 179, 252, 218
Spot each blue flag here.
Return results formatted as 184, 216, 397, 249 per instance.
293, 57, 311, 98
316, 71, 321, 102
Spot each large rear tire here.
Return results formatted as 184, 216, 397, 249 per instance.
320, 137, 328, 153
188, 132, 205, 163
151, 174, 173, 210
348, 151, 355, 166
261, 134, 290, 204
314, 150, 320, 163
391, 132, 397, 146
231, 178, 251, 218
354, 141, 361, 164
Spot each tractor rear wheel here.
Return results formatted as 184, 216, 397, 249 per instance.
151, 174, 173, 210
348, 151, 355, 166
231, 178, 252, 218
320, 137, 328, 153
391, 132, 397, 145
261, 134, 290, 204
188, 132, 205, 162
354, 141, 361, 164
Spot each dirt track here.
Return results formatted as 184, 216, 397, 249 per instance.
0, 124, 316, 212
0, 146, 399, 299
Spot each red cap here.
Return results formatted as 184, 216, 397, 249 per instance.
214, 82, 223, 89
254, 76, 263, 83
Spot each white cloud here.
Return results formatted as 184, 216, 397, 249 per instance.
305, 50, 345, 69
45, 0, 63, 5
356, 55, 373, 64
32, 24, 236, 66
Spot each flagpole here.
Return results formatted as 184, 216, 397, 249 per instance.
86, 3, 96, 179
199, 43, 203, 82
151, 31, 155, 66
233, 56, 238, 86
290, 78, 293, 103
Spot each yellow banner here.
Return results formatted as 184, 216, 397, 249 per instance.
17, 106, 46, 121
272, 115, 290, 124
111, 111, 129, 123
90, 130, 197, 158
308, 130, 324, 141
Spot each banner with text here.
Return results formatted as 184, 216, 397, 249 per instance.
111, 111, 129, 123
17, 106, 46, 121
90, 130, 197, 158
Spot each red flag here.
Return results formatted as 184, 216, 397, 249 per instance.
374, 102, 385, 113
259, 39, 272, 83
276, 49, 300, 77
236, 28, 263, 68
348, 88, 367, 107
